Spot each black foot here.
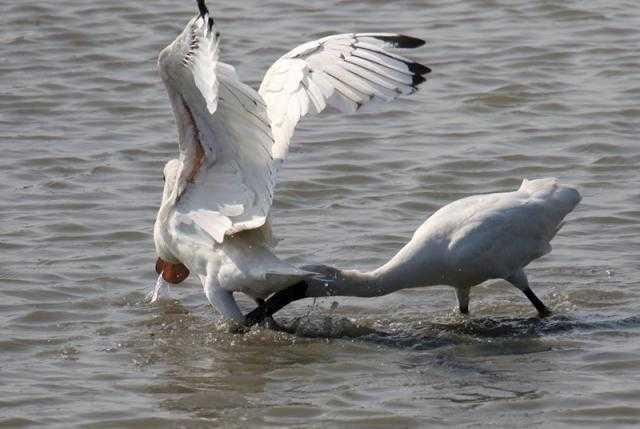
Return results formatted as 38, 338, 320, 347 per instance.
537, 307, 552, 318
522, 287, 552, 318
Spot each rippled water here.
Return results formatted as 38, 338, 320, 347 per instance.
2, 0, 640, 427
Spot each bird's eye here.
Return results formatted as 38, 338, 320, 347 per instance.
162, 175, 166, 182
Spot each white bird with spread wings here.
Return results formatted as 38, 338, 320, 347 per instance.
151, 0, 430, 322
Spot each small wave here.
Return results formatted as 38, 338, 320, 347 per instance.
264, 313, 640, 351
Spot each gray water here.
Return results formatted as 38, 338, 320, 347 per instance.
2, 0, 640, 427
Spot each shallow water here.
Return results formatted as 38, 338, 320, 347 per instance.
1, 0, 640, 427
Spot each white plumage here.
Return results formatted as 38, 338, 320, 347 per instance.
248, 178, 581, 323
150, 1, 429, 322
259, 33, 429, 163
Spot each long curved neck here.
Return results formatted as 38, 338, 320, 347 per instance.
305, 270, 384, 298
305, 266, 433, 299
156, 196, 175, 227
305, 247, 442, 299
157, 169, 180, 227
154, 193, 178, 262
246, 250, 441, 327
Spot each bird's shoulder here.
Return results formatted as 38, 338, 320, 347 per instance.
417, 192, 516, 237
435, 191, 554, 274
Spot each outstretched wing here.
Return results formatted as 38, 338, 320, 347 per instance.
176, 68, 275, 243
259, 33, 430, 163
159, 12, 274, 243
160, 17, 429, 244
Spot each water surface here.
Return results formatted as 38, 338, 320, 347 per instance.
1, 0, 640, 427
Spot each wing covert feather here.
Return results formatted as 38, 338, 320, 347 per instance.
161, 23, 429, 244
160, 13, 274, 243
259, 33, 430, 163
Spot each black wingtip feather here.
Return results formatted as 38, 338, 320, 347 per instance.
413, 74, 427, 86
374, 34, 426, 49
197, 0, 209, 18
409, 62, 431, 76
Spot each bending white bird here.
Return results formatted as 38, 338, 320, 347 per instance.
247, 178, 581, 324
150, 0, 430, 322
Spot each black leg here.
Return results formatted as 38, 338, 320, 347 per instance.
522, 286, 551, 317
251, 299, 281, 329
244, 306, 266, 328
507, 270, 552, 318
244, 281, 309, 327
456, 287, 470, 315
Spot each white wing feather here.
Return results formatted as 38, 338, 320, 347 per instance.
160, 14, 274, 243
161, 21, 428, 244
259, 33, 430, 163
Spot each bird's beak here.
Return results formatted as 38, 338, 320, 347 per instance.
197, 0, 209, 19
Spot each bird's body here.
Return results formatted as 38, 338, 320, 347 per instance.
247, 178, 581, 324
150, 1, 430, 321
156, 213, 307, 319
370, 178, 580, 293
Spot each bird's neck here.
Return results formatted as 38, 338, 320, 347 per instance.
335, 269, 392, 297
153, 199, 177, 260
372, 254, 442, 291
156, 199, 174, 226
305, 256, 441, 299
306, 267, 424, 298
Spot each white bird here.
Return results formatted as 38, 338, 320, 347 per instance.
150, 0, 430, 323
246, 178, 581, 324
